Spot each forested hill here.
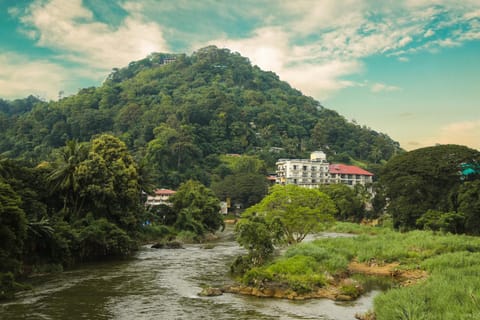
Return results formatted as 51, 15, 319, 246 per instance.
0, 46, 401, 186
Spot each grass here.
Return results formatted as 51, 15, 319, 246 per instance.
241, 222, 480, 318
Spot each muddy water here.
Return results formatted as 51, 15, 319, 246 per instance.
1, 230, 383, 319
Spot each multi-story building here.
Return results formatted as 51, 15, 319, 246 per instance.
145, 188, 176, 207
275, 151, 373, 188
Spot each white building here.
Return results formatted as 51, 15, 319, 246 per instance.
275, 151, 373, 188
145, 188, 176, 207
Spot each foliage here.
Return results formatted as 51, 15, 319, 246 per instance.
0, 46, 401, 185
0, 180, 27, 273
243, 184, 336, 243
250, 221, 480, 315
318, 184, 365, 221
416, 209, 465, 233
378, 144, 480, 232
374, 251, 480, 320
211, 154, 269, 209
234, 215, 283, 267
75, 217, 136, 261
170, 180, 224, 236
74, 134, 142, 230
243, 255, 327, 293
457, 179, 480, 234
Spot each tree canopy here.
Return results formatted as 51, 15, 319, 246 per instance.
378, 144, 480, 233
243, 184, 336, 244
170, 180, 224, 235
0, 46, 401, 188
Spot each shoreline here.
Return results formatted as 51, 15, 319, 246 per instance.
210, 260, 428, 301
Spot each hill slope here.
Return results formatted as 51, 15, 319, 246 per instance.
0, 46, 401, 186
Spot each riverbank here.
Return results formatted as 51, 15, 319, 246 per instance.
219, 259, 426, 301
230, 223, 480, 319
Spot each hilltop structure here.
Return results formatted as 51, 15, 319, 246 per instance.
275, 151, 373, 188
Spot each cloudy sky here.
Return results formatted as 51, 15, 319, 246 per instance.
1, 0, 479, 150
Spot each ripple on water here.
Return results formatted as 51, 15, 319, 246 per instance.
1, 231, 380, 320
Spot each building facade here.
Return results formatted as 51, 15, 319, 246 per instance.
275, 151, 373, 188
145, 188, 176, 207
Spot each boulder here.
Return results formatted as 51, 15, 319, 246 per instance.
198, 287, 223, 297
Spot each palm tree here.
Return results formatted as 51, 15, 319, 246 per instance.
47, 140, 88, 219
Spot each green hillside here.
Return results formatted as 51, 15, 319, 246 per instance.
0, 46, 401, 187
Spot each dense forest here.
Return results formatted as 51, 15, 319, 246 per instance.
376, 144, 480, 233
0, 46, 401, 188
23, 46, 480, 304
0, 46, 405, 299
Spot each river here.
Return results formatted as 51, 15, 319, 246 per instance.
1, 229, 382, 320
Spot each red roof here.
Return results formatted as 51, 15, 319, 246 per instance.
329, 164, 373, 176
154, 188, 176, 195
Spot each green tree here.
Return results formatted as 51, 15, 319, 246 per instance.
457, 180, 480, 234
74, 134, 142, 231
243, 185, 336, 244
170, 180, 224, 236
234, 215, 283, 269
378, 144, 480, 231
0, 180, 27, 275
47, 140, 88, 218
416, 209, 465, 234
319, 184, 365, 221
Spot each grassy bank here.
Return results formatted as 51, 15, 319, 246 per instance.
239, 223, 480, 318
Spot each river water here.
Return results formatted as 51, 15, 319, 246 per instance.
1, 229, 381, 320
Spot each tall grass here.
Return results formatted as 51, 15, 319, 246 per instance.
242, 222, 480, 318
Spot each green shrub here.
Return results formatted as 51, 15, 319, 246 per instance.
76, 218, 135, 261
284, 243, 350, 273
0, 272, 15, 300
138, 224, 174, 242
175, 230, 199, 243
242, 267, 274, 286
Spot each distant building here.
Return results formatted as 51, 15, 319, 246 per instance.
145, 188, 176, 207
328, 164, 374, 186
275, 151, 373, 188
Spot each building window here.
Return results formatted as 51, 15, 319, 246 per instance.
293, 165, 297, 170
293, 179, 297, 184
303, 165, 307, 171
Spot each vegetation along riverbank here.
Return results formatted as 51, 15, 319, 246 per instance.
229, 222, 480, 319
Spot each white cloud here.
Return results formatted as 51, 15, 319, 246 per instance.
371, 83, 402, 93
424, 29, 435, 37
0, 53, 85, 100
206, 27, 363, 100
19, 0, 169, 69
464, 9, 480, 20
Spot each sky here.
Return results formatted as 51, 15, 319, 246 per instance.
1, 0, 479, 151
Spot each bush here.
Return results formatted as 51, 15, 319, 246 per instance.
284, 242, 350, 273
0, 272, 15, 300
242, 255, 327, 293
175, 230, 199, 243
138, 224, 174, 242
75, 218, 136, 261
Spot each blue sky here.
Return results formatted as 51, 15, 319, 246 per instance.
1, 0, 479, 150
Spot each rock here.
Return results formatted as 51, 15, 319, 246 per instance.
198, 287, 223, 297
151, 243, 165, 249
336, 294, 354, 301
